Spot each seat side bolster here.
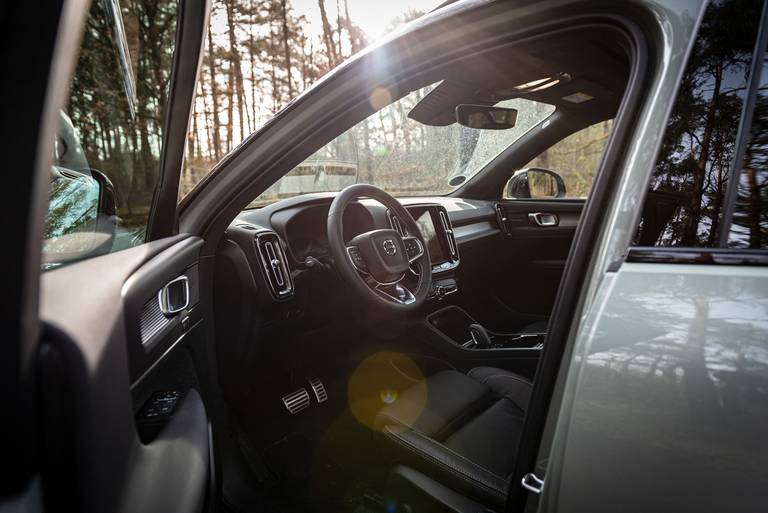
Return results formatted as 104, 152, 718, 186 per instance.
382, 426, 508, 507
468, 367, 532, 410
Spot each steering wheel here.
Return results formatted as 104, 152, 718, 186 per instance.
327, 184, 432, 311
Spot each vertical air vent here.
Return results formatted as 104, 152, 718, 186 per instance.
387, 210, 406, 236
495, 203, 510, 235
438, 209, 459, 260
255, 231, 294, 299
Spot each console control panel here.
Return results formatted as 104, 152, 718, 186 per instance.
429, 278, 458, 300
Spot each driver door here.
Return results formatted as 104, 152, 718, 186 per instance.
2, 1, 216, 512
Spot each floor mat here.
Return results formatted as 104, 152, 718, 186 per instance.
251, 409, 389, 513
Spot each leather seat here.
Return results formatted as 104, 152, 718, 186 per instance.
520, 320, 548, 333
374, 367, 532, 508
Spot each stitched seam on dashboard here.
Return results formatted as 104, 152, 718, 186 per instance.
383, 427, 507, 498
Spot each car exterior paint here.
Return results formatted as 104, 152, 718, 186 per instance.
539, 1, 768, 512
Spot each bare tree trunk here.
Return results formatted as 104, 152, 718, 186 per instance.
189, 95, 198, 159
246, 0, 256, 133
335, 0, 343, 58
225, 0, 245, 143
318, 0, 338, 68
280, 0, 294, 98
747, 167, 762, 248
207, 27, 222, 161
269, 20, 280, 111
685, 63, 723, 246
342, 0, 356, 52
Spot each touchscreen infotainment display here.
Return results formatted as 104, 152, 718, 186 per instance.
415, 211, 448, 264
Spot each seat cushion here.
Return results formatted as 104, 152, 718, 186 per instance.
375, 370, 490, 437
375, 367, 532, 507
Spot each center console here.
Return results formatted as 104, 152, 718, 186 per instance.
389, 204, 460, 300
427, 305, 545, 350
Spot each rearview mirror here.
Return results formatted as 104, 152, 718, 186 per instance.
506, 168, 566, 199
456, 104, 518, 130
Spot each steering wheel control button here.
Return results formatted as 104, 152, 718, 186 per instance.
403, 237, 424, 262
347, 246, 368, 272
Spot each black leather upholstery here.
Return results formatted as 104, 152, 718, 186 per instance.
375, 367, 532, 507
520, 320, 548, 333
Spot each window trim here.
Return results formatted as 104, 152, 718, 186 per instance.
145, 0, 211, 241
627, 246, 768, 266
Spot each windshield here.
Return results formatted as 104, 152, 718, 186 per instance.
250, 84, 555, 207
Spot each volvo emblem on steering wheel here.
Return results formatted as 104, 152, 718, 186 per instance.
382, 239, 397, 256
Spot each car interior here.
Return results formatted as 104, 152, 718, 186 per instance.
202, 27, 630, 513
30, 3, 635, 513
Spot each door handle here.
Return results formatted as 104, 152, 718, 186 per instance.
528, 212, 559, 227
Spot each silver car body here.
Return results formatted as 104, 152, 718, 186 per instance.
542, 0, 768, 511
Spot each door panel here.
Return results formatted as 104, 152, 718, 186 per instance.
38, 236, 210, 513
492, 200, 584, 319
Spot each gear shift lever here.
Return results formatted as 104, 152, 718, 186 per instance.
468, 323, 493, 349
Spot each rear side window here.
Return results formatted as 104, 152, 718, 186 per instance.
634, 0, 766, 249
727, 42, 768, 248
43, 0, 178, 269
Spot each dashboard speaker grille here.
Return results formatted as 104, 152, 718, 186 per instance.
255, 231, 294, 299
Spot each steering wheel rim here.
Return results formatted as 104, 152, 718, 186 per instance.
327, 184, 432, 312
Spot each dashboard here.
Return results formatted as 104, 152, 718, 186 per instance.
270, 202, 374, 263
228, 193, 500, 302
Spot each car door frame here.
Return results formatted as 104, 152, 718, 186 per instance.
0, 0, 83, 504
3, 0, 213, 511
533, 2, 768, 512
506, 0, 711, 510
172, 2, 670, 511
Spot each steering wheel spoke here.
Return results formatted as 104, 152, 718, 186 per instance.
402, 236, 425, 263
346, 245, 369, 274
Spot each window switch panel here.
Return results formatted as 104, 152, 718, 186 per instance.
139, 390, 182, 420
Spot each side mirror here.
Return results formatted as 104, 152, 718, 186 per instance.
506, 168, 567, 199
42, 167, 119, 268
456, 104, 518, 130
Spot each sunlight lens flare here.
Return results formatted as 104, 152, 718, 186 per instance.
369, 86, 394, 110
347, 351, 426, 431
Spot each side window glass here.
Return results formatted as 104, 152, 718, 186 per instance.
504, 120, 613, 199
634, 0, 764, 247
42, 0, 178, 270
728, 42, 768, 248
